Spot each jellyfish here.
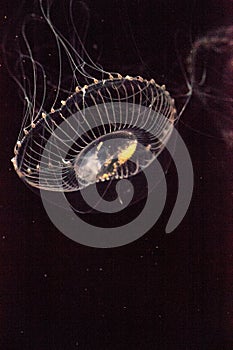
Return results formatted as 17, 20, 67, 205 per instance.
5, 0, 189, 214
12, 76, 176, 191
0, 0, 198, 247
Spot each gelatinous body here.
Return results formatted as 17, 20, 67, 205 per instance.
12, 76, 176, 191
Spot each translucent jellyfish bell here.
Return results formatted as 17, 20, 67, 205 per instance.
12, 76, 176, 193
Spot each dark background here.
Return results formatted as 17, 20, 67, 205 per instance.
0, 0, 233, 349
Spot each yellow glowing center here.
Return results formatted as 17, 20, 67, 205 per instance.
97, 140, 138, 181
117, 140, 137, 165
